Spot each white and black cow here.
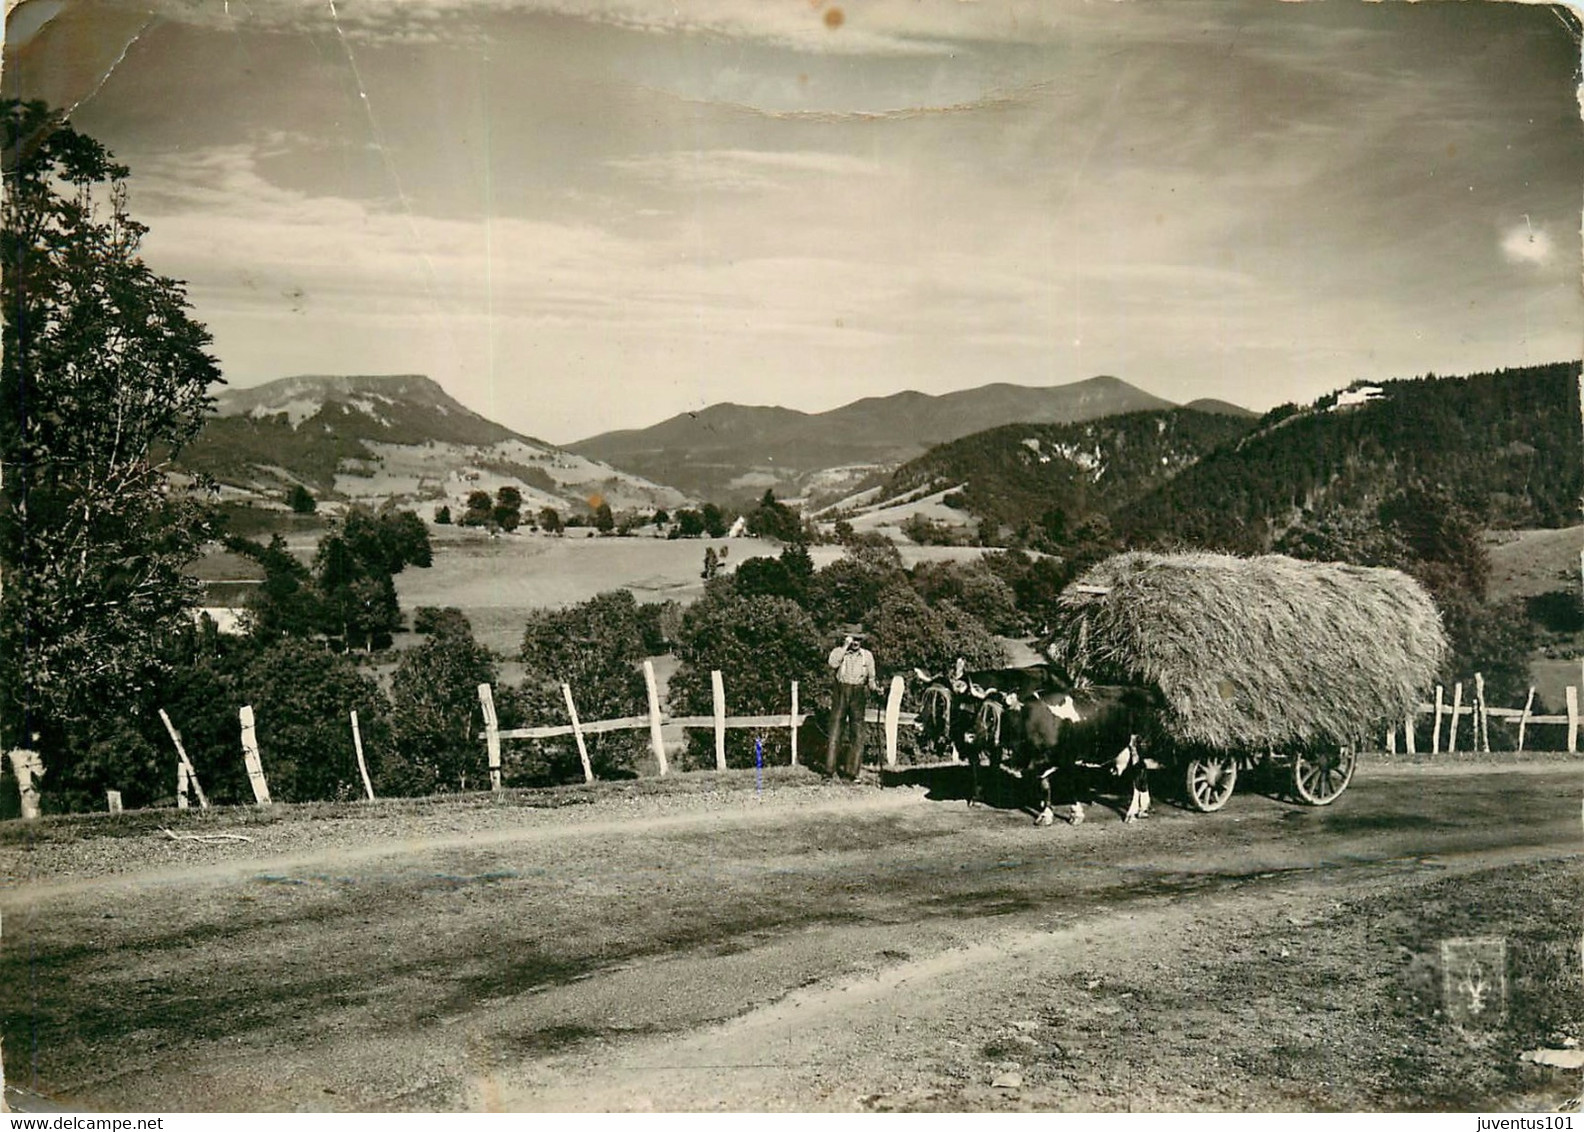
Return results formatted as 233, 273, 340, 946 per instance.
1011, 684, 1166, 826
912, 660, 1067, 804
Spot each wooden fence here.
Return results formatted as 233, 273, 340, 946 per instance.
476, 661, 913, 787
18, 662, 1582, 820
1384, 668, 1584, 755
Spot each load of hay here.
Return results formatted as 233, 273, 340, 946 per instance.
1046, 552, 1448, 752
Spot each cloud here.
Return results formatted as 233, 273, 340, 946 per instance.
1500, 220, 1555, 266
607, 148, 884, 193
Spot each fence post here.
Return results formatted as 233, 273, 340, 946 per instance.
1517, 687, 1535, 752
1474, 672, 1490, 754
477, 684, 502, 792
789, 681, 799, 767
159, 709, 208, 809
177, 760, 191, 809
712, 669, 727, 772
1432, 685, 1444, 755
1448, 682, 1463, 754
642, 660, 669, 777
883, 674, 904, 767
106, 790, 122, 814
350, 711, 375, 801
1404, 712, 1416, 755
0, 916, 6, 1114
238, 706, 272, 805
1567, 686, 1579, 755
5, 748, 42, 821
561, 683, 595, 784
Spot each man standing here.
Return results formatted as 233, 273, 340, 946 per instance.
826, 624, 880, 780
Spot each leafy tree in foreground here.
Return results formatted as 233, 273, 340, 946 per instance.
1, 99, 222, 750
239, 639, 388, 803
668, 588, 824, 768
514, 590, 649, 782
385, 610, 496, 795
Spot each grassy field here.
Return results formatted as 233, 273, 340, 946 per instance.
396, 530, 994, 652
1486, 526, 1582, 601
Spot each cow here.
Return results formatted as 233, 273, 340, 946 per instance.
912, 659, 1067, 804
1010, 683, 1166, 827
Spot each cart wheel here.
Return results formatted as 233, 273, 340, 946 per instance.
1183, 754, 1238, 812
1291, 745, 1356, 806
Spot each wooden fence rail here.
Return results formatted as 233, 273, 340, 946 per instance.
1392, 668, 1583, 755
477, 670, 916, 789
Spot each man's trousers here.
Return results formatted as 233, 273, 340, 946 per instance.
826, 681, 869, 778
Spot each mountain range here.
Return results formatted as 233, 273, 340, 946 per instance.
569, 374, 1251, 505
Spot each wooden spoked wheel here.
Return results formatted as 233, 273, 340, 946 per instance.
1183, 754, 1239, 812
1291, 745, 1356, 806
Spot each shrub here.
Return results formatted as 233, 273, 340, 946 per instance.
866, 584, 1007, 678
1526, 590, 1584, 634
804, 546, 906, 630
909, 560, 1025, 635
515, 591, 649, 783
669, 590, 824, 768
238, 640, 389, 803
384, 613, 497, 796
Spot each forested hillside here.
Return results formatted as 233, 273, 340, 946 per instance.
872, 408, 1258, 540
870, 363, 1579, 552
1121, 362, 1581, 552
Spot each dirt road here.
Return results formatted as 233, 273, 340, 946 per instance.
2, 762, 1580, 1112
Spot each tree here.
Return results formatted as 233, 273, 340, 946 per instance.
385, 612, 496, 795
226, 534, 322, 639
1, 101, 222, 749
538, 506, 563, 535
516, 590, 648, 781
493, 485, 522, 533
909, 560, 1024, 635
286, 484, 317, 514
433, 504, 452, 525
701, 502, 729, 539
674, 509, 705, 538
866, 584, 1007, 677
593, 500, 615, 533
702, 546, 720, 580
652, 509, 670, 527
313, 506, 431, 649
239, 639, 388, 802
746, 490, 803, 543
668, 588, 824, 768
461, 489, 494, 528
804, 545, 906, 630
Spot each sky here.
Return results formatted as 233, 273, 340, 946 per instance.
4, 0, 1583, 443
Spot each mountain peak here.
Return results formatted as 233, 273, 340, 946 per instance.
573, 374, 1181, 502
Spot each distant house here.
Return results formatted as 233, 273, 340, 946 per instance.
1331, 385, 1384, 411
192, 607, 248, 635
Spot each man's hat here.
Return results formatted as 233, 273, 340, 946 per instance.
839, 623, 867, 639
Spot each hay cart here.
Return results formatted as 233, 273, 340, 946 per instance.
1048, 553, 1449, 814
